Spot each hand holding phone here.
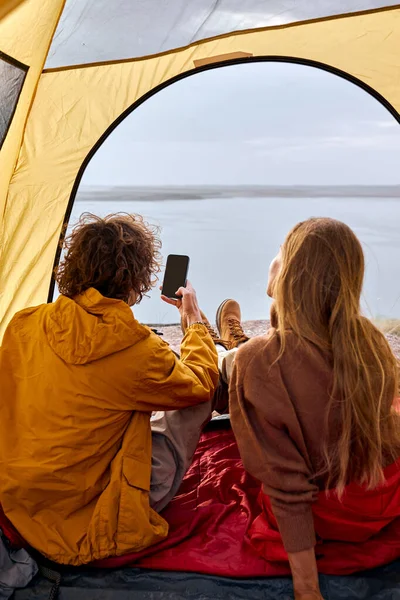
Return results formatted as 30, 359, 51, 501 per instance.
161, 254, 189, 300
161, 280, 202, 327
160, 254, 201, 325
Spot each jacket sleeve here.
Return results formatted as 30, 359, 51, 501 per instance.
229, 340, 318, 553
132, 324, 219, 411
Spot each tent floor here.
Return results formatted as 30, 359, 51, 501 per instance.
14, 560, 400, 599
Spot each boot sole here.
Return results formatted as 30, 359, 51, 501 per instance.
215, 299, 232, 337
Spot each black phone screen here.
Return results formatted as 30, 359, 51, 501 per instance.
161, 254, 190, 299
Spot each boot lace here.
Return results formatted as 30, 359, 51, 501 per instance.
227, 318, 248, 344
204, 322, 229, 347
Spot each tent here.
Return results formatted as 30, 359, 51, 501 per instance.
1, 1, 400, 339
1, 3, 400, 597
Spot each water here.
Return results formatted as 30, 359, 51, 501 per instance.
70, 190, 400, 325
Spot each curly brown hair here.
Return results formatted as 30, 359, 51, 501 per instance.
56, 213, 162, 303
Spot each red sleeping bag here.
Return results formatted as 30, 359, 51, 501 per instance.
251, 458, 400, 575
96, 429, 400, 576
1, 428, 400, 577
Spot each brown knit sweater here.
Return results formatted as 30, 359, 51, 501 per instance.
229, 329, 338, 554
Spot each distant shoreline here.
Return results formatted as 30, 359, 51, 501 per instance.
153, 319, 400, 356
76, 184, 400, 202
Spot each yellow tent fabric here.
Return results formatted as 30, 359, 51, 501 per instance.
0, 0, 65, 215
0, 1, 400, 338
0, 0, 27, 21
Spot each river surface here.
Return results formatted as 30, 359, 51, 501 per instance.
70, 190, 400, 325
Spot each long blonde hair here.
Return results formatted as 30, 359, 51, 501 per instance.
272, 218, 400, 494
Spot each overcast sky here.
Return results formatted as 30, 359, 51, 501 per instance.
82, 61, 400, 187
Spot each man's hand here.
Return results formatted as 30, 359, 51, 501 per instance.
161, 281, 202, 326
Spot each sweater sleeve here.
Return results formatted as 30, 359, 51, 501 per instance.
229, 337, 319, 553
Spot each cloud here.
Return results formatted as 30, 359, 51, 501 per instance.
374, 120, 400, 129
248, 131, 400, 157
322, 133, 400, 149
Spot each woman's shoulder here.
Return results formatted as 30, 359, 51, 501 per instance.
236, 328, 280, 367
236, 329, 323, 370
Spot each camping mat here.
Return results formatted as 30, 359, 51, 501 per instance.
12, 560, 400, 600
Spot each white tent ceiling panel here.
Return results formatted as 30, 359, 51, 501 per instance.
45, 0, 400, 68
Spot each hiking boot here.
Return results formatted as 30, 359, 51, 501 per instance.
181, 311, 230, 350
216, 299, 249, 349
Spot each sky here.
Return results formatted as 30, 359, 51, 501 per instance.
81, 61, 400, 187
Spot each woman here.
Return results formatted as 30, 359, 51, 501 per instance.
0, 213, 219, 566
227, 218, 400, 600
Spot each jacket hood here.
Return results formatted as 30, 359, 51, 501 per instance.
45, 288, 149, 364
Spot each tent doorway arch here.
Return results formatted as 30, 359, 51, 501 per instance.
49, 56, 400, 326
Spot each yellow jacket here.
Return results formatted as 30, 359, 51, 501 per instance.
0, 288, 218, 565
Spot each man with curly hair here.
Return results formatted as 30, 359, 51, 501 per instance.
0, 213, 220, 566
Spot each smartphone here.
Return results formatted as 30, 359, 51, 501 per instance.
161, 254, 190, 299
